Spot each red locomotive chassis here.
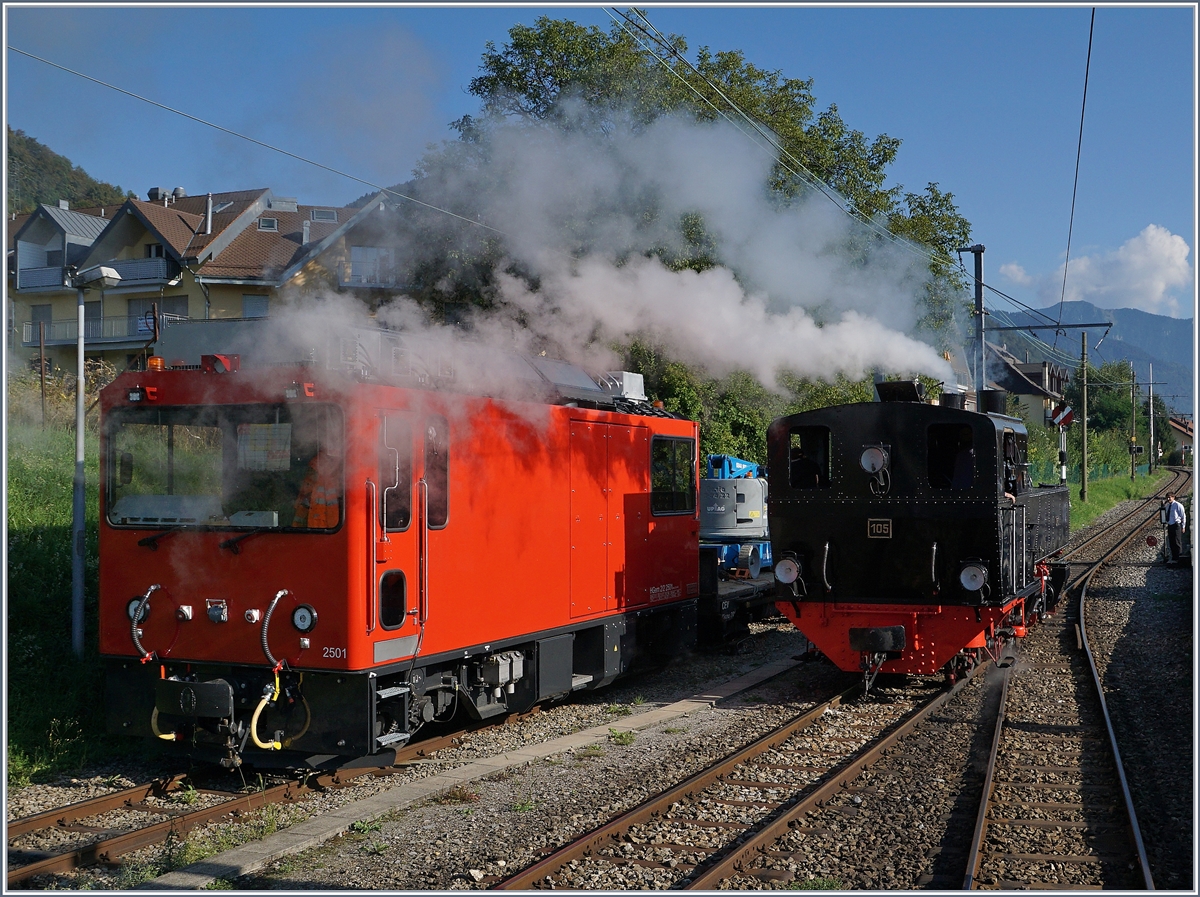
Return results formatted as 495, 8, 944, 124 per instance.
99, 363, 699, 765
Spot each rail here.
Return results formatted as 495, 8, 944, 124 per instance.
961, 470, 1188, 889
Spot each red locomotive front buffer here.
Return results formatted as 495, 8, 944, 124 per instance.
100, 345, 698, 767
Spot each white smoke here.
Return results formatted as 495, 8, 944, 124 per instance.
405, 110, 955, 386
1000, 225, 1195, 318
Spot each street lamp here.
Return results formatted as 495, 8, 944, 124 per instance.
69, 264, 121, 657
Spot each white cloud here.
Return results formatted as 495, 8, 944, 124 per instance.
1002, 225, 1195, 318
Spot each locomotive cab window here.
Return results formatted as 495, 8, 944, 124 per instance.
106, 404, 343, 531
1002, 430, 1029, 495
379, 570, 407, 629
425, 416, 449, 529
380, 415, 413, 531
789, 426, 830, 489
651, 437, 696, 514
927, 424, 975, 489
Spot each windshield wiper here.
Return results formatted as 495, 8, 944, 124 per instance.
138, 528, 185, 550
219, 528, 274, 554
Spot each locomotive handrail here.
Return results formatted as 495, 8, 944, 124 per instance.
366, 479, 378, 634
418, 477, 429, 624
819, 541, 831, 592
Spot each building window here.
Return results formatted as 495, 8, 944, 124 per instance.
145, 243, 166, 258
311, 209, 338, 222
84, 301, 102, 339
30, 304, 53, 326
348, 245, 393, 283
242, 295, 269, 318
258, 218, 278, 231
46, 250, 64, 267
651, 436, 697, 514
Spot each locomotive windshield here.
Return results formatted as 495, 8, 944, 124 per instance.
106, 403, 344, 531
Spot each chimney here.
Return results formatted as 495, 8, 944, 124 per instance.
205, 193, 213, 235
302, 220, 310, 245
58, 199, 69, 210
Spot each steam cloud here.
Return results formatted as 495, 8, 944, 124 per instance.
238, 110, 956, 392
378, 110, 955, 387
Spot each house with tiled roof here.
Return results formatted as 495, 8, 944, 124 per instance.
6, 186, 406, 371
1168, 416, 1193, 458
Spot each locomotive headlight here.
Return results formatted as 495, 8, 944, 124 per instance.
959, 563, 988, 591
774, 557, 801, 584
127, 597, 150, 622
292, 604, 317, 633
860, 446, 889, 474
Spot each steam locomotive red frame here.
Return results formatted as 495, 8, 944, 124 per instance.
100, 357, 699, 767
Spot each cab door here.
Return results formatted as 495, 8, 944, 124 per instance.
371, 412, 449, 664
371, 412, 419, 664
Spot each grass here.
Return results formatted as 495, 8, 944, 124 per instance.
1069, 468, 1173, 532
608, 728, 636, 746
790, 877, 843, 890
575, 745, 605, 760
434, 784, 481, 804
605, 703, 633, 716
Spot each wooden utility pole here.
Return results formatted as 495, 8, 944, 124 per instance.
1081, 332, 1088, 502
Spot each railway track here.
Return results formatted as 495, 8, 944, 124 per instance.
5, 715, 528, 888
963, 469, 1188, 890
493, 673, 981, 890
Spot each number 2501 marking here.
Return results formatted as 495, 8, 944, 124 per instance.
323, 646, 347, 659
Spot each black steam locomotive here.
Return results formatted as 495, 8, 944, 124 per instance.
767, 384, 1070, 686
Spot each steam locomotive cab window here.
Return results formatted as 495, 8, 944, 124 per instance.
380, 415, 413, 531
425, 416, 449, 529
789, 426, 830, 489
927, 423, 975, 489
651, 436, 696, 514
106, 404, 343, 530
1002, 430, 1029, 495
379, 570, 407, 629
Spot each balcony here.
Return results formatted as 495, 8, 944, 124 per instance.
107, 257, 182, 286
337, 261, 407, 289
22, 313, 188, 347
16, 266, 68, 291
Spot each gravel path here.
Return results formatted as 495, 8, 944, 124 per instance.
1084, 524, 1193, 890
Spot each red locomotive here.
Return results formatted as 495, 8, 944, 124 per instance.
100, 324, 699, 767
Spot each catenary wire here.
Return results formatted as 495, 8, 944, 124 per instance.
7, 46, 506, 235
607, 7, 956, 275
1053, 8, 1097, 351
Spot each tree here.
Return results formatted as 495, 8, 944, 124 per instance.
7, 127, 133, 215
381, 15, 975, 427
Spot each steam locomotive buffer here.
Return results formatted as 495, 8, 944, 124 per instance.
768, 384, 1070, 688
100, 323, 700, 769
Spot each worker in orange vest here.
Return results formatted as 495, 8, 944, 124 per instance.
293, 446, 341, 528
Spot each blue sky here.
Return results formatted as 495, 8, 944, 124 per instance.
5, 5, 1196, 321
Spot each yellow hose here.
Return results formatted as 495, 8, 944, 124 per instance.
149, 707, 176, 741
250, 672, 282, 750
